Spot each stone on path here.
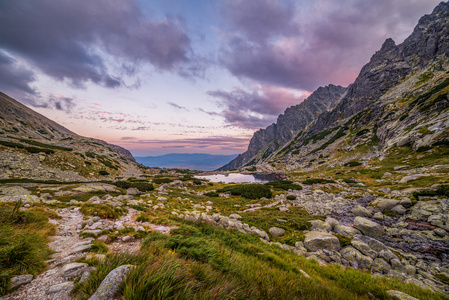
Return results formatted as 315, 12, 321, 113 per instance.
386, 290, 419, 300
10, 274, 33, 289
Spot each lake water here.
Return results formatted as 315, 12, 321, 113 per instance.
194, 173, 282, 183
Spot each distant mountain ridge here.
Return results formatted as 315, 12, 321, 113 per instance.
220, 1, 449, 171
136, 153, 238, 171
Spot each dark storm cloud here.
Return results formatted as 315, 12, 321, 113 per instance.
208, 86, 306, 129
0, 51, 38, 101
219, 0, 442, 91
0, 0, 195, 89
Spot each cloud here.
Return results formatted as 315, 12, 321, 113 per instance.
208, 85, 307, 129
168, 102, 188, 110
218, 0, 442, 91
0, 0, 198, 91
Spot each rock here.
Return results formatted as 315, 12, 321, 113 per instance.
229, 214, 242, 219
373, 211, 384, 220
399, 174, 429, 184
336, 225, 361, 236
405, 264, 416, 275
126, 188, 140, 195
300, 269, 311, 278
309, 220, 332, 232
324, 217, 340, 231
394, 165, 410, 171
56, 263, 88, 280
304, 231, 340, 252
68, 244, 92, 255
353, 217, 384, 238
279, 206, 289, 212
134, 226, 145, 232
1, 186, 31, 195
268, 227, 285, 237
169, 180, 184, 188
157, 197, 168, 201
391, 258, 406, 273
400, 197, 412, 208
351, 206, 373, 218
10, 274, 33, 289
433, 228, 447, 237
340, 246, 373, 270
372, 198, 400, 211
89, 265, 135, 300
386, 290, 419, 300
378, 187, 391, 193
97, 235, 109, 243
121, 236, 132, 243
82, 230, 103, 237
371, 258, 390, 274
350, 237, 377, 259
46, 282, 74, 295
391, 205, 406, 215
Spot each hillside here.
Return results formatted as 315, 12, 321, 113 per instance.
0, 92, 141, 181
135, 153, 238, 171
220, 1, 449, 172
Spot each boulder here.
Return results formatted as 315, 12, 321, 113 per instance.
126, 188, 140, 195
309, 220, 331, 232
304, 231, 340, 252
400, 197, 412, 208
340, 246, 373, 270
353, 217, 384, 238
336, 225, 361, 236
372, 198, 399, 211
350, 237, 377, 259
269, 227, 285, 237
10, 274, 33, 289
371, 258, 390, 274
351, 206, 372, 218
89, 265, 135, 300
391, 205, 406, 215
229, 214, 242, 220
386, 290, 419, 300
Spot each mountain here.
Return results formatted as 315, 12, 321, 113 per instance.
221, 1, 449, 172
135, 153, 238, 171
0, 92, 141, 181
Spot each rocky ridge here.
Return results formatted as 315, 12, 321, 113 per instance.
221, 2, 449, 172
0, 92, 141, 181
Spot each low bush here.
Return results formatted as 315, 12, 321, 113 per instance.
413, 185, 449, 199
204, 192, 219, 197
114, 181, 154, 192
153, 178, 174, 184
98, 170, 109, 176
217, 184, 272, 199
344, 161, 362, 167
265, 180, 302, 191
302, 178, 336, 185
286, 195, 296, 200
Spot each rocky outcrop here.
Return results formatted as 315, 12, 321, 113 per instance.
219, 84, 346, 170
89, 265, 135, 300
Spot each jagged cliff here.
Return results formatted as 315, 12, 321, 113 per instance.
0, 92, 140, 181
222, 1, 449, 172
220, 84, 346, 170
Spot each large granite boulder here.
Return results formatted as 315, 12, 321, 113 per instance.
304, 231, 340, 252
89, 265, 135, 300
353, 217, 384, 238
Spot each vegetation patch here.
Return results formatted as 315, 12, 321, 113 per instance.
113, 181, 154, 192
413, 185, 449, 199
302, 178, 336, 185
217, 184, 272, 199
0, 203, 55, 296
265, 180, 302, 191
80, 204, 125, 219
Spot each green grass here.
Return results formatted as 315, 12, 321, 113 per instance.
302, 178, 336, 185
80, 204, 125, 219
73, 221, 447, 300
265, 180, 302, 191
0, 204, 56, 296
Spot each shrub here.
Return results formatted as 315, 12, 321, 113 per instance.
344, 161, 362, 167
192, 180, 202, 185
286, 195, 296, 200
90, 241, 109, 254
114, 181, 154, 192
265, 180, 302, 191
413, 185, 449, 199
136, 214, 151, 222
343, 179, 357, 184
335, 234, 352, 247
99, 170, 109, 176
153, 178, 174, 184
302, 178, 336, 185
204, 192, 219, 197
217, 184, 272, 199
85, 151, 96, 158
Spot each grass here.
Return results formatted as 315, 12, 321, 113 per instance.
302, 178, 336, 185
80, 204, 126, 219
73, 221, 447, 300
265, 180, 302, 191
0, 203, 56, 296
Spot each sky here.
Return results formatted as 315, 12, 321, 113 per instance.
0, 0, 443, 156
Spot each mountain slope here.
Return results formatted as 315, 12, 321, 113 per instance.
136, 153, 238, 171
0, 92, 141, 181
220, 84, 346, 170
222, 1, 449, 172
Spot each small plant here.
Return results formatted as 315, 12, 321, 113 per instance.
286, 195, 296, 200
136, 214, 151, 222
204, 192, 219, 197
265, 180, 302, 191
90, 241, 109, 254
99, 170, 109, 176
80, 204, 122, 219
335, 234, 352, 247
344, 161, 362, 167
